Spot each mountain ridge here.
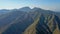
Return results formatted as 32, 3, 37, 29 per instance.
0, 7, 60, 34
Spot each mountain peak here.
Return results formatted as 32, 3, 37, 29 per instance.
19, 7, 31, 12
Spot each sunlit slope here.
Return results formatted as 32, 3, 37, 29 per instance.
36, 14, 60, 34
2, 11, 38, 34
0, 7, 60, 34
1, 12, 60, 34
23, 12, 40, 34
53, 24, 60, 34
23, 12, 60, 34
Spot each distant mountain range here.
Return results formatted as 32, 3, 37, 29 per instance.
0, 7, 60, 34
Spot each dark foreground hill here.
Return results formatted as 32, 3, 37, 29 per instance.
0, 7, 60, 34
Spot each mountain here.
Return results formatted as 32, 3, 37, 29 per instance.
0, 7, 60, 34
0, 9, 11, 15
18, 7, 31, 12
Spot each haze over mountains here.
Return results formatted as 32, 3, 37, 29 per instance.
0, 7, 60, 34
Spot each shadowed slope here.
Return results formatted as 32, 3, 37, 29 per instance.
36, 14, 60, 34
23, 12, 40, 34
0, 7, 60, 34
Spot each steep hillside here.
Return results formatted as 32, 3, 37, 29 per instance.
0, 7, 60, 34
23, 14, 60, 34
0, 11, 27, 34
23, 12, 40, 34
36, 14, 60, 34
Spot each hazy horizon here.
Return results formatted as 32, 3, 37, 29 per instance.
0, 0, 60, 11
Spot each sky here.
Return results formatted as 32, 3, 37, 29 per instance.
0, 0, 60, 11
